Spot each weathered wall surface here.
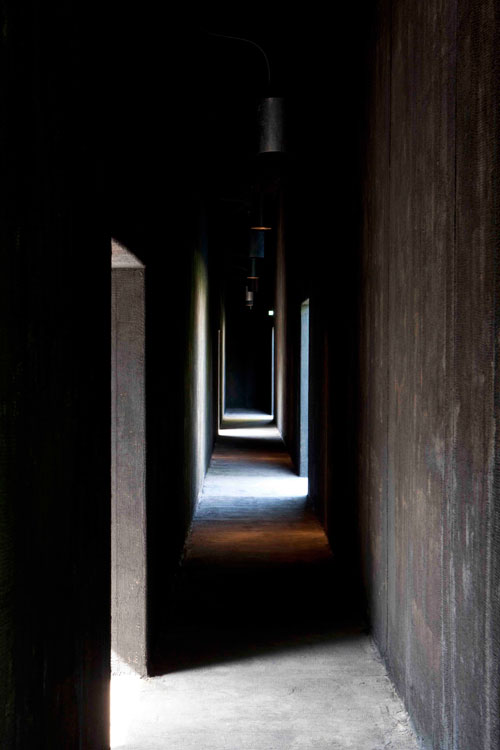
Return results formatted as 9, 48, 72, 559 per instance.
358, 0, 499, 746
275, 3, 499, 744
0, 0, 110, 745
275, 194, 288, 439
274, 188, 304, 473
108, 17, 218, 670
111, 243, 147, 676
183, 217, 214, 517
140, 201, 215, 666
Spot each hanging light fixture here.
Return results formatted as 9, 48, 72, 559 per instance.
257, 97, 286, 154
204, 30, 285, 155
204, 29, 284, 312
245, 287, 254, 309
249, 230, 266, 259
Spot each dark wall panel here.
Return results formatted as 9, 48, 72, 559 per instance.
358, 0, 499, 746
143, 201, 215, 667
275, 194, 287, 438
386, 0, 455, 732
0, 0, 110, 744
275, 187, 304, 474
358, 0, 392, 652
450, 0, 500, 744
107, 13, 218, 668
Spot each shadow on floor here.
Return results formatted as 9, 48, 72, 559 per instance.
150, 414, 366, 677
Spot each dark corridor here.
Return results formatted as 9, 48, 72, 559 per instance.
151, 416, 356, 677
2, 3, 499, 749
112, 415, 415, 749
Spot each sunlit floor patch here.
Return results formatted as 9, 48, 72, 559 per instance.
223, 409, 273, 422
111, 652, 146, 749
218, 409, 274, 435
111, 636, 420, 750
111, 410, 419, 750
220, 425, 278, 439
201, 474, 308, 500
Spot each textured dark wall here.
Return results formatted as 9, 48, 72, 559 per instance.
273, 4, 499, 746
107, 12, 218, 669
275, 194, 288, 439
274, 189, 302, 472
143, 202, 215, 665
0, 0, 110, 745
184, 220, 214, 512
220, 303, 227, 427
358, 0, 499, 746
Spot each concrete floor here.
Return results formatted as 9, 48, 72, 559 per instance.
111, 413, 420, 750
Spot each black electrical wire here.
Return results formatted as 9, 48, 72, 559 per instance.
202, 28, 271, 87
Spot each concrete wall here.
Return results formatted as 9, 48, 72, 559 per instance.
140, 202, 215, 663
184, 219, 214, 511
358, 0, 499, 746
219, 304, 226, 426
275, 193, 288, 439
274, 189, 302, 470
0, 0, 110, 745
111, 242, 147, 676
273, 5, 499, 745
107, 14, 218, 668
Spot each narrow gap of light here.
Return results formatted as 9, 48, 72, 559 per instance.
223, 411, 273, 422
219, 426, 279, 439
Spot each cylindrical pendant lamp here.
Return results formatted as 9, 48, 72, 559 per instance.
257, 97, 286, 154
249, 230, 266, 259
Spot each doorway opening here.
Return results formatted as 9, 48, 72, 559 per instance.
300, 299, 310, 478
221, 308, 274, 428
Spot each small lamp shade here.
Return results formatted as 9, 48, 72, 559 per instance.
249, 230, 265, 259
257, 97, 286, 154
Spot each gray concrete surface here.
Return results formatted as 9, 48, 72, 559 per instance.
112, 240, 147, 676
112, 637, 420, 750
112, 418, 420, 749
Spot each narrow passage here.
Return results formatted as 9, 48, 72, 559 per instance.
112, 412, 419, 750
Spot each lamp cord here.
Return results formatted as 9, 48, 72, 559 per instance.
202, 29, 271, 87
